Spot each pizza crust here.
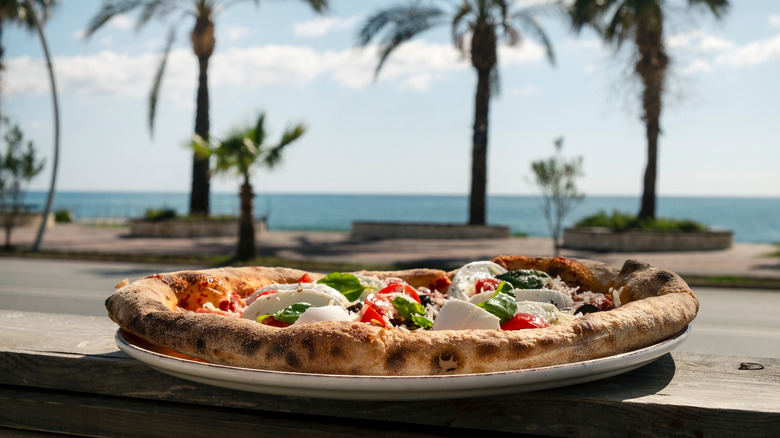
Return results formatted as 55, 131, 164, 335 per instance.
105, 257, 698, 376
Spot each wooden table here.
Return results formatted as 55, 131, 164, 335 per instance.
1, 309, 778, 437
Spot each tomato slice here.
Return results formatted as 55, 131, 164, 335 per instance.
475, 278, 501, 295
360, 303, 386, 327
377, 283, 421, 304
500, 313, 550, 330
299, 273, 313, 283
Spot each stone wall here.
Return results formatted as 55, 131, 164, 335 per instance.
130, 218, 267, 238
351, 221, 510, 240
563, 227, 733, 252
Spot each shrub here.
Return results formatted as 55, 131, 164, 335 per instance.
144, 208, 178, 221
575, 210, 707, 232
54, 209, 73, 223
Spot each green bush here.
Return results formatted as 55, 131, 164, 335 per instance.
54, 209, 73, 223
144, 208, 178, 221
575, 210, 707, 232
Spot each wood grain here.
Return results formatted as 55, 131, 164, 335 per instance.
0, 310, 778, 437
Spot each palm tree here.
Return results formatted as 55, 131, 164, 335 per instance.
0, 0, 55, 119
85, 0, 328, 217
358, 0, 557, 225
194, 113, 305, 260
568, 0, 729, 220
2, 0, 59, 252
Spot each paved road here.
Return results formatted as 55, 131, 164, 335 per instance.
1, 258, 778, 359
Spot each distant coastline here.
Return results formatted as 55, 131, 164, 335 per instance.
22, 191, 780, 244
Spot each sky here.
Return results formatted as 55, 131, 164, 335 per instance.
5, 0, 780, 198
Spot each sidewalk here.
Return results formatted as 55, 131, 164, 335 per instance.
7, 223, 780, 281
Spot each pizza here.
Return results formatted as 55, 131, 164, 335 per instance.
106, 256, 698, 376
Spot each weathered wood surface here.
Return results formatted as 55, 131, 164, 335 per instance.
0, 309, 778, 437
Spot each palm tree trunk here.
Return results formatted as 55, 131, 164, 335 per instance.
22, 0, 59, 252
635, 16, 667, 221
190, 54, 211, 216
236, 179, 256, 260
469, 67, 491, 226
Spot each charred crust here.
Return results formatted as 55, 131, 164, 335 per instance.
477, 342, 500, 357
300, 335, 316, 359
433, 351, 460, 373
654, 270, 676, 283
241, 338, 263, 356
620, 259, 650, 276
196, 338, 206, 352
285, 352, 300, 368
329, 345, 344, 359
266, 344, 286, 360
386, 348, 408, 369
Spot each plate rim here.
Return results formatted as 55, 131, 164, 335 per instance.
115, 325, 689, 398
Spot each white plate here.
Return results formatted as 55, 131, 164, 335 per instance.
116, 326, 690, 401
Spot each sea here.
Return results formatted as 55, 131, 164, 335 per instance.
21, 191, 780, 245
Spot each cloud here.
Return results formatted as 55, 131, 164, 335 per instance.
222, 25, 253, 42
681, 58, 713, 75
667, 30, 735, 52
6, 38, 551, 99
293, 15, 363, 37
715, 33, 780, 67
770, 15, 780, 28
108, 14, 134, 31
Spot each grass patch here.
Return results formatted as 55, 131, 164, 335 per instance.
576, 210, 708, 232
682, 275, 780, 290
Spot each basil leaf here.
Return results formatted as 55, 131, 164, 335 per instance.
318, 272, 365, 301
410, 315, 433, 329
272, 302, 313, 324
391, 297, 432, 329
392, 297, 426, 320
495, 269, 550, 290
494, 281, 515, 297
477, 291, 517, 323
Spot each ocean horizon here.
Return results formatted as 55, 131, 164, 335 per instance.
22, 191, 780, 245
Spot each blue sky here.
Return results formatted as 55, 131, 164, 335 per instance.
5, 0, 780, 197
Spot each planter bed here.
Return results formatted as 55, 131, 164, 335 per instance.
351, 221, 510, 240
563, 227, 733, 252
130, 218, 267, 238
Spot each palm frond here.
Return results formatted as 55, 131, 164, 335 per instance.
688, 0, 729, 20
148, 25, 176, 138
84, 0, 143, 37
251, 113, 266, 146
511, 12, 556, 66
265, 123, 306, 169
357, 5, 446, 78
451, 1, 473, 56
136, 0, 179, 29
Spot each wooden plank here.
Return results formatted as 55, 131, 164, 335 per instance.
0, 386, 509, 438
1, 310, 779, 437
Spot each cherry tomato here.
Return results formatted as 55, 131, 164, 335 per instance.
475, 278, 501, 295
360, 303, 386, 327
261, 316, 292, 328
500, 313, 549, 330
377, 283, 421, 304
429, 273, 452, 292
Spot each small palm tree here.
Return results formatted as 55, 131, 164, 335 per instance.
85, 0, 328, 216
194, 114, 305, 260
358, 0, 557, 225
568, 0, 729, 220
